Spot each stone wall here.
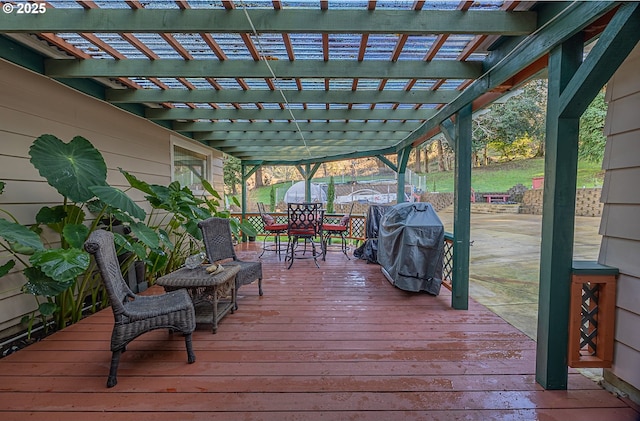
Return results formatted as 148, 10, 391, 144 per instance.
521, 188, 603, 216
420, 192, 455, 212
418, 188, 603, 217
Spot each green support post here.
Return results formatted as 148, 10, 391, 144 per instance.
452, 104, 471, 310
535, 35, 582, 390
396, 147, 411, 204
241, 164, 248, 242
304, 164, 312, 202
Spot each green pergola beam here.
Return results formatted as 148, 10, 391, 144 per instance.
147, 108, 436, 121
179, 121, 415, 132
376, 155, 398, 173
45, 59, 482, 80
0, 9, 536, 35
209, 139, 394, 148
241, 146, 398, 166
558, 2, 640, 119
440, 118, 456, 149
395, 1, 617, 151
107, 88, 460, 105
198, 131, 410, 143
216, 145, 390, 153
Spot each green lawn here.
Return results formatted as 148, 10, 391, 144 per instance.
235, 157, 605, 202
423, 157, 604, 193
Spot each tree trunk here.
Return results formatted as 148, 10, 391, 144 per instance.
254, 166, 264, 188
415, 148, 422, 173
425, 146, 430, 173
437, 139, 446, 171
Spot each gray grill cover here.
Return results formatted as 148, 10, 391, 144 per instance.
378, 202, 444, 295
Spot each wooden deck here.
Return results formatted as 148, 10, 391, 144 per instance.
0, 241, 638, 421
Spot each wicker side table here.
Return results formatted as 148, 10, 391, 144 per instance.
157, 265, 240, 333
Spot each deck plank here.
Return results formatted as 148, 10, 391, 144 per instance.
0, 242, 637, 421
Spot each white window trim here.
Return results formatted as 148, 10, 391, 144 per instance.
170, 135, 215, 196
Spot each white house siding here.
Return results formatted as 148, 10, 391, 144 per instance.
0, 59, 223, 339
600, 42, 640, 397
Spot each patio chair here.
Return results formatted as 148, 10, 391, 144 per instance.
285, 202, 324, 269
321, 203, 354, 260
257, 202, 288, 260
84, 229, 196, 388
198, 217, 263, 308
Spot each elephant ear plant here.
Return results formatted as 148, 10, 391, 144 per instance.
119, 169, 257, 280
0, 134, 146, 335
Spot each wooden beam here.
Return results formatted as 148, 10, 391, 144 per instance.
0, 9, 537, 35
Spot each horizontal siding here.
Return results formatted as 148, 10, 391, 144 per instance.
600, 167, 640, 204
612, 341, 640, 391
599, 237, 640, 279
0, 59, 223, 340
615, 308, 640, 351
602, 131, 640, 170
605, 95, 640, 136
598, 204, 640, 241
605, 43, 640, 103
601, 42, 640, 394
616, 274, 640, 314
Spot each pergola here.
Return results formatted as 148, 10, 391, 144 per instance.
1, 0, 638, 391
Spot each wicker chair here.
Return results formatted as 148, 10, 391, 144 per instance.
84, 229, 196, 388
198, 217, 263, 308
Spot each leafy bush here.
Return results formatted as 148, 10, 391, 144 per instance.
0, 134, 255, 335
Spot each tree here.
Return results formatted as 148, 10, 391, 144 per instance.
326, 176, 335, 214
223, 155, 242, 195
472, 79, 547, 161
254, 166, 264, 188
579, 89, 607, 162
269, 185, 276, 212
436, 138, 447, 171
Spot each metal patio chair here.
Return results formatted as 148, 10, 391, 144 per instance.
285, 202, 324, 269
257, 202, 288, 260
321, 203, 354, 260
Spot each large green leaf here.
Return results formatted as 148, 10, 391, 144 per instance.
201, 178, 222, 200
29, 134, 107, 203
30, 248, 90, 282
239, 220, 258, 238
129, 221, 160, 249
63, 224, 90, 249
0, 260, 16, 277
22, 266, 74, 296
89, 185, 146, 221
38, 302, 58, 316
36, 205, 86, 233
0, 218, 45, 251
35, 206, 67, 226
119, 168, 154, 195
157, 229, 174, 251
86, 199, 134, 224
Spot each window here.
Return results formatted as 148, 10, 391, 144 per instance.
173, 145, 209, 192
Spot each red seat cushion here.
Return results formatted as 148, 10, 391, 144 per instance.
322, 224, 347, 232
265, 223, 288, 231
289, 228, 316, 236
